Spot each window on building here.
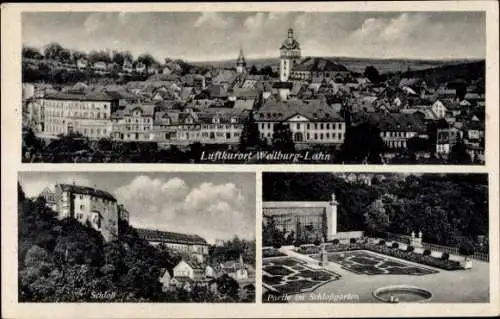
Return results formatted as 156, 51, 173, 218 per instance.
314, 133, 318, 140
314, 123, 318, 130
320, 123, 324, 130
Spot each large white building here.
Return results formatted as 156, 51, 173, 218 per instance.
41, 92, 119, 140
255, 99, 345, 146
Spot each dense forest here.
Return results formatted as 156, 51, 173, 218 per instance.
18, 183, 253, 302
262, 173, 488, 250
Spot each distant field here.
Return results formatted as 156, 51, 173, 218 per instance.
191, 56, 482, 74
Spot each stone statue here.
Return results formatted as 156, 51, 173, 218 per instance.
418, 231, 423, 239
411, 231, 415, 238
319, 239, 328, 266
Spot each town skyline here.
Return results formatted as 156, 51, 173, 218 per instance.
19, 172, 256, 243
22, 11, 485, 62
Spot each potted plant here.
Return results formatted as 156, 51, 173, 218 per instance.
459, 241, 475, 269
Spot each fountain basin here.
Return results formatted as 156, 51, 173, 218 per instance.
373, 285, 432, 303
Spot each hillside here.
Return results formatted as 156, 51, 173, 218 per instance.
190, 56, 481, 74
398, 60, 485, 85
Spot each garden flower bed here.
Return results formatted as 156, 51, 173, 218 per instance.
296, 242, 462, 271
262, 257, 341, 295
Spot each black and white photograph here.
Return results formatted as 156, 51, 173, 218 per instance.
17, 171, 256, 302
261, 172, 489, 303
21, 11, 486, 164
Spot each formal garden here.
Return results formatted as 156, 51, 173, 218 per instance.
293, 238, 474, 271
262, 257, 341, 295
310, 250, 437, 276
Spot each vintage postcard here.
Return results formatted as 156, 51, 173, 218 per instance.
1, 1, 499, 319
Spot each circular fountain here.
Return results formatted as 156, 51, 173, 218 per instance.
373, 285, 432, 303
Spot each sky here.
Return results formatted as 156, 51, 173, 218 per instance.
18, 172, 256, 243
22, 11, 486, 62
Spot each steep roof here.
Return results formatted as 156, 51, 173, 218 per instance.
120, 104, 155, 117
352, 112, 426, 133
135, 228, 208, 245
44, 91, 118, 102
56, 184, 116, 202
256, 99, 344, 122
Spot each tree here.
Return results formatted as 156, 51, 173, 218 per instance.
459, 241, 475, 257
364, 66, 380, 83
71, 51, 87, 63
340, 122, 386, 163
88, 50, 111, 64
449, 139, 471, 164
271, 122, 295, 153
215, 274, 239, 301
44, 43, 65, 61
137, 53, 158, 73
249, 65, 258, 75
112, 51, 126, 67
239, 112, 261, 151
22, 46, 43, 60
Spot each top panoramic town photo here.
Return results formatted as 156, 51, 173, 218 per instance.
21, 11, 486, 164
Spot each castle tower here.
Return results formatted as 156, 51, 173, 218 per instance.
279, 28, 301, 82
236, 47, 247, 74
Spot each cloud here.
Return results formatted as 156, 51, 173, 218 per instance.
114, 176, 190, 224
193, 12, 229, 28
243, 12, 267, 32
113, 176, 253, 242
183, 182, 244, 211
23, 12, 485, 61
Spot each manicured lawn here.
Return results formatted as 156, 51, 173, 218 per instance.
311, 250, 438, 276
262, 257, 341, 295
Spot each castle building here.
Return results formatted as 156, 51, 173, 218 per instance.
42, 184, 120, 242
263, 193, 339, 242
135, 228, 210, 263
236, 48, 247, 74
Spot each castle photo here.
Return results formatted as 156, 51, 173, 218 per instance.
18, 172, 256, 302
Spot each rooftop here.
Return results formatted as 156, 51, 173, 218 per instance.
44, 91, 118, 102
136, 228, 208, 246
256, 99, 344, 122
56, 184, 117, 202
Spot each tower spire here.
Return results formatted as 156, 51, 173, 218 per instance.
236, 44, 247, 74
